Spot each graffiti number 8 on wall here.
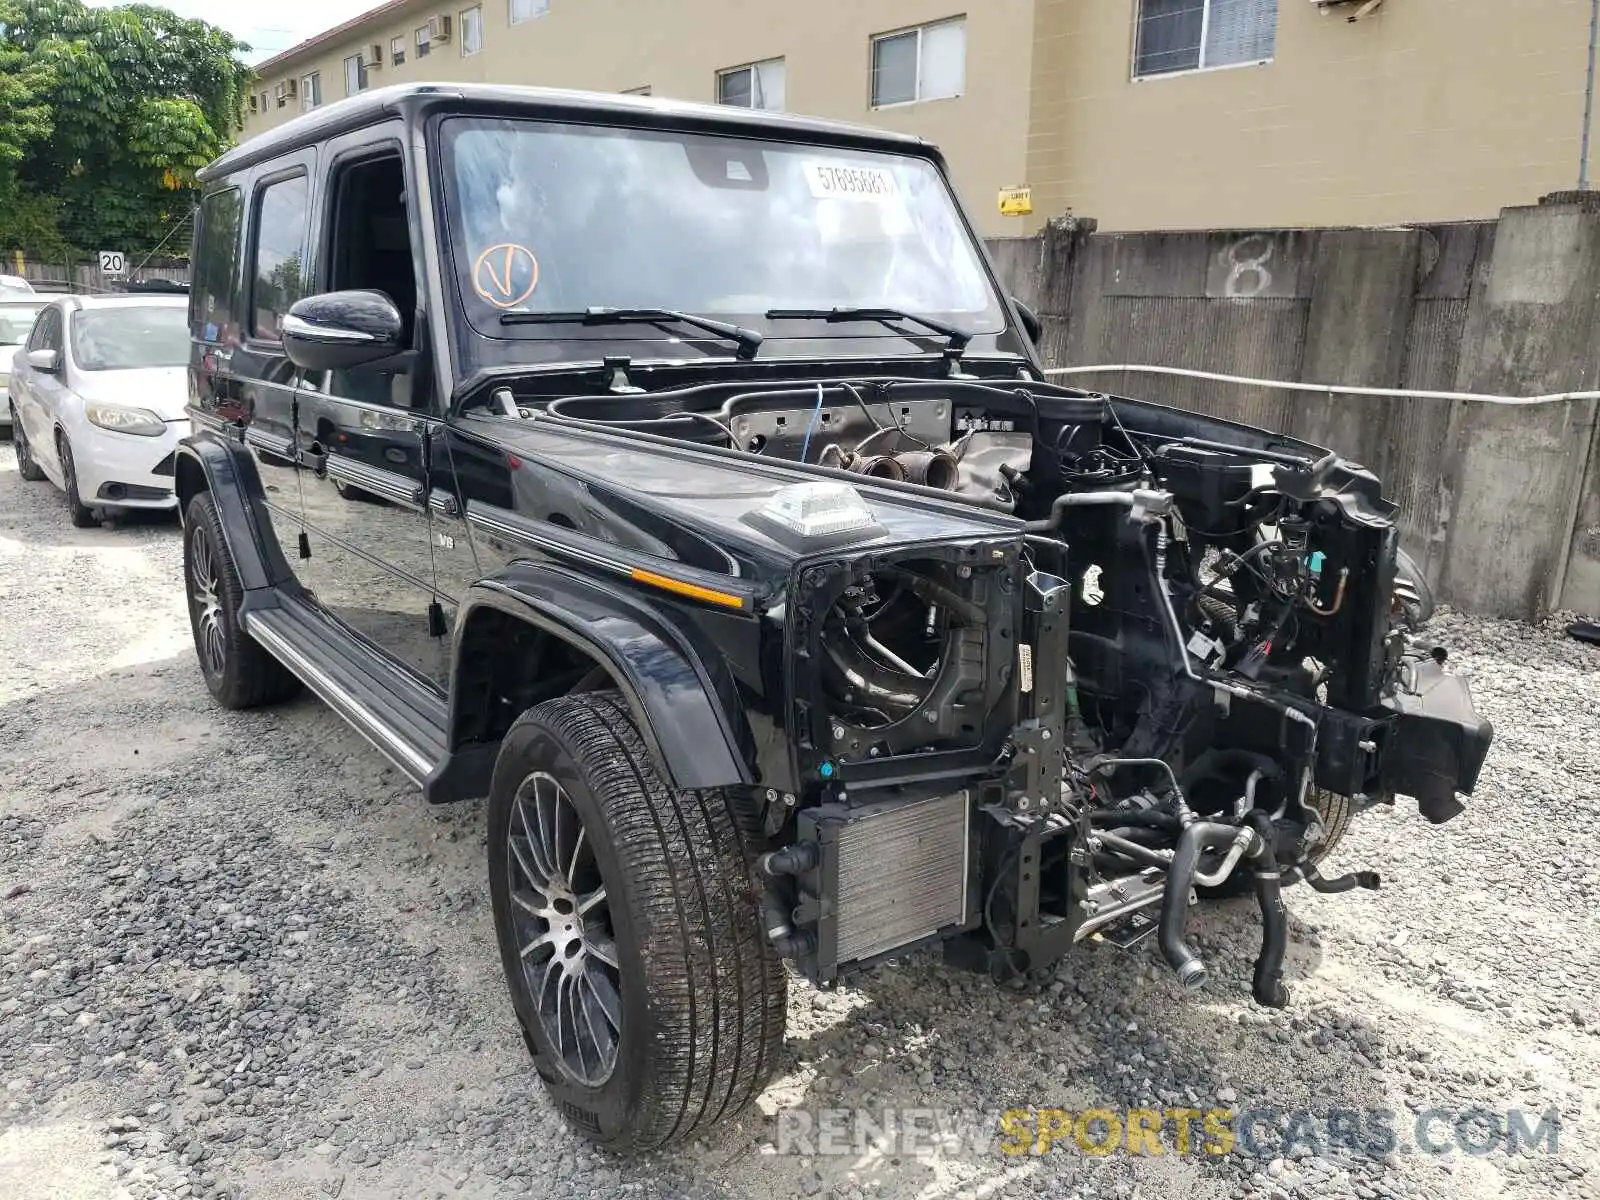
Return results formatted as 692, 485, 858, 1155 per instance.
1222, 234, 1275, 299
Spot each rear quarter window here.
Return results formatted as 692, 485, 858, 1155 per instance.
192, 186, 244, 343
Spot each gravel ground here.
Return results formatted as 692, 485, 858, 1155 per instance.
2, 446, 1598, 1200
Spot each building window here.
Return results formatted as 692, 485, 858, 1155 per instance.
1134, 0, 1276, 77
390, 36, 406, 66
461, 6, 484, 54
717, 57, 785, 111
871, 18, 965, 107
343, 54, 367, 96
260, 90, 270, 112
248, 93, 258, 112
301, 73, 321, 111
509, 0, 548, 25
416, 24, 432, 57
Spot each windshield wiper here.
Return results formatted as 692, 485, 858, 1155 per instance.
498, 306, 763, 360
764, 307, 973, 351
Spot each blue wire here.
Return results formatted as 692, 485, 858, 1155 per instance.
799, 382, 825, 463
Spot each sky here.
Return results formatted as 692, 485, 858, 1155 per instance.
87, 0, 376, 64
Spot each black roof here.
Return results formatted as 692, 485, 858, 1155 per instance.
202, 82, 934, 182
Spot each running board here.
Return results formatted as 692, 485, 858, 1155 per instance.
243, 599, 447, 785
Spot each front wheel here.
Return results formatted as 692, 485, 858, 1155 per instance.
487, 691, 786, 1153
56, 433, 97, 527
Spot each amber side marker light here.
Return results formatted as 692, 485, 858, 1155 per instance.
630, 568, 748, 610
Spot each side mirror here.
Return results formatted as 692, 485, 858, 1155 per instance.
281, 290, 404, 372
26, 348, 58, 373
1011, 297, 1042, 345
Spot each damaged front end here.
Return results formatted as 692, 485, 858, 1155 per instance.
750, 390, 1493, 1006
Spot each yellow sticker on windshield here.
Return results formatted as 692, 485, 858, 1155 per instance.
804, 162, 899, 202
472, 243, 540, 309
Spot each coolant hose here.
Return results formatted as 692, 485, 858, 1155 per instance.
1246, 810, 1289, 1008
1301, 863, 1381, 893
1157, 821, 1243, 991
760, 882, 813, 960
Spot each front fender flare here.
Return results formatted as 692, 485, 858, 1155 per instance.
452, 562, 757, 793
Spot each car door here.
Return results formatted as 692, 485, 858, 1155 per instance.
203, 162, 315, 570
290, 131, 449, 688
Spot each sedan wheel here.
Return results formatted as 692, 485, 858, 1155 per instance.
56, 433, 97, 528
11, 407, 44, 481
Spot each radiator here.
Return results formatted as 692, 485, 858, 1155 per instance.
800, 791, 971, 973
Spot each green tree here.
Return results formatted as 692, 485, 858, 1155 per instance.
0, 0, 252, 258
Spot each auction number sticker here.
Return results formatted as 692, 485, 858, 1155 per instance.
804, 161, 899, 202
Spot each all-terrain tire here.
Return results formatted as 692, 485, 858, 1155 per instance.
10, 406, 45, 480
183, 491, 302, 709
487, 690, 786, 1153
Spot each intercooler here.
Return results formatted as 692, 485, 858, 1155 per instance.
798, 791, 971, 976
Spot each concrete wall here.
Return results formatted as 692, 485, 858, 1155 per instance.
986, 200, 1600, 621
243, 0, 1035, 236
1026, 0, 1594, 233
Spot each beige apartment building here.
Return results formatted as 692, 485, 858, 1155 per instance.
242, 0, 1036, 235
245, 0, 1597, 235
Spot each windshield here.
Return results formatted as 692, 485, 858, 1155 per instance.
0, 302, 45, 346
440, 117, 1004, 351
70, 306, 189, 371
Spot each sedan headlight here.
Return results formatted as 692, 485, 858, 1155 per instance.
86, 401, 167, 437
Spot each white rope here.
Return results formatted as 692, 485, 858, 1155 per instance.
1041, 363, 1600, 407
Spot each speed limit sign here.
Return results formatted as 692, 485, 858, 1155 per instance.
98, 250, 126, 275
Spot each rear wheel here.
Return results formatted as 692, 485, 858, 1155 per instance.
10, 407, 44, 481
487, 691, 785, 1153
183, 491, 301, 709
56, 433, 96, 527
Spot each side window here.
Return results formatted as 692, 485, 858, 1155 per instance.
192, 187, 243, 342
325, 151, 419, 406
250, 174, 310, 341
28, 307, 60, 353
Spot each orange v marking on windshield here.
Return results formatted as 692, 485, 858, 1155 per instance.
472, 243, 540, 309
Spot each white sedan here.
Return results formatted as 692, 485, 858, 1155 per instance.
0, 297, 49, 432
9, 294, 190, 526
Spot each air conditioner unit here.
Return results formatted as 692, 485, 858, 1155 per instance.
428, 14, 452, 41
367, 43, 384, 66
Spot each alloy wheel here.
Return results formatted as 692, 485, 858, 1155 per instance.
506, 770, 622, 1086
188, 524, 227, 677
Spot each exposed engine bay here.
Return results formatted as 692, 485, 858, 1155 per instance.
495, 371, 1492, 1003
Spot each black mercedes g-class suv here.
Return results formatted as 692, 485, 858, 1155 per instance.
177, 83, 1491, 1152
